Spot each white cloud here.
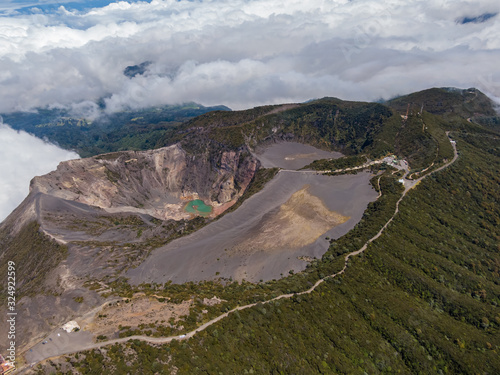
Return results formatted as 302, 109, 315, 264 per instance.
0, 0, 498, 112
0, 124, 79, 222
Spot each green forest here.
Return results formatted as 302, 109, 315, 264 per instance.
1, 103, 229, 157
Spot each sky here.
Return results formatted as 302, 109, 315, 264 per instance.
0, 0, 499, 113
0, 0, 499, 220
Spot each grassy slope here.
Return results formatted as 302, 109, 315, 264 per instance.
0, 221, 68, 300
302, 155, 368, 171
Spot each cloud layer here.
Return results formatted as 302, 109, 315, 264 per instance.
0, 124, 79, 222
0, 0, 499, 112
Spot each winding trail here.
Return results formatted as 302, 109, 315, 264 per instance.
19, 135, 458, 373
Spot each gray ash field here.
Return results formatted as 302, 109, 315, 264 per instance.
128, 143, 378, 284
254, 141, 343, 170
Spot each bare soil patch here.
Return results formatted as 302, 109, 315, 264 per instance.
231, 186, 348, 254
86, 296, 192, 338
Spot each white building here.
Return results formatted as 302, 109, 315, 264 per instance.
62, 321, 80, 333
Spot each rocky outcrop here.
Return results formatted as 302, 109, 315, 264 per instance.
215, 151, 258, 203
31, 143, 259, 220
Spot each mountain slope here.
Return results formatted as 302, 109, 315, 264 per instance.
387, 87, 497, 119
0, 87, 498, 373
44, 92, 500, 374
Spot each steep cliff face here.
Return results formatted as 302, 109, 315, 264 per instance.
30, 143, 258, 220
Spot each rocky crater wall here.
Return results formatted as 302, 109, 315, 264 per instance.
30, 143, 258, 220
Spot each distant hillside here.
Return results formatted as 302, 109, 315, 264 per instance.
157, 88, 496, 171
1, 102, 230, 157
3, 88, 497, 161
387, 87, 497, 119
164, 99, 394, 157
388, 87, 500, 136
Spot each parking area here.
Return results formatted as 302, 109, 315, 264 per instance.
24, 329, 94, 365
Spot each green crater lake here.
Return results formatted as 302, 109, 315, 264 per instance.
184, 199, 213, 216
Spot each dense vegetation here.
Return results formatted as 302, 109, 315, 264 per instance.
157, 93, 462, 174
1, 103, 229, 157
1, 87, 490, 168
302, 155, 368, 171
387, 87, 497, 120
166, 99, 395, 159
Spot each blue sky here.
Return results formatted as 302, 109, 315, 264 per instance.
2, 0, 150, 14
